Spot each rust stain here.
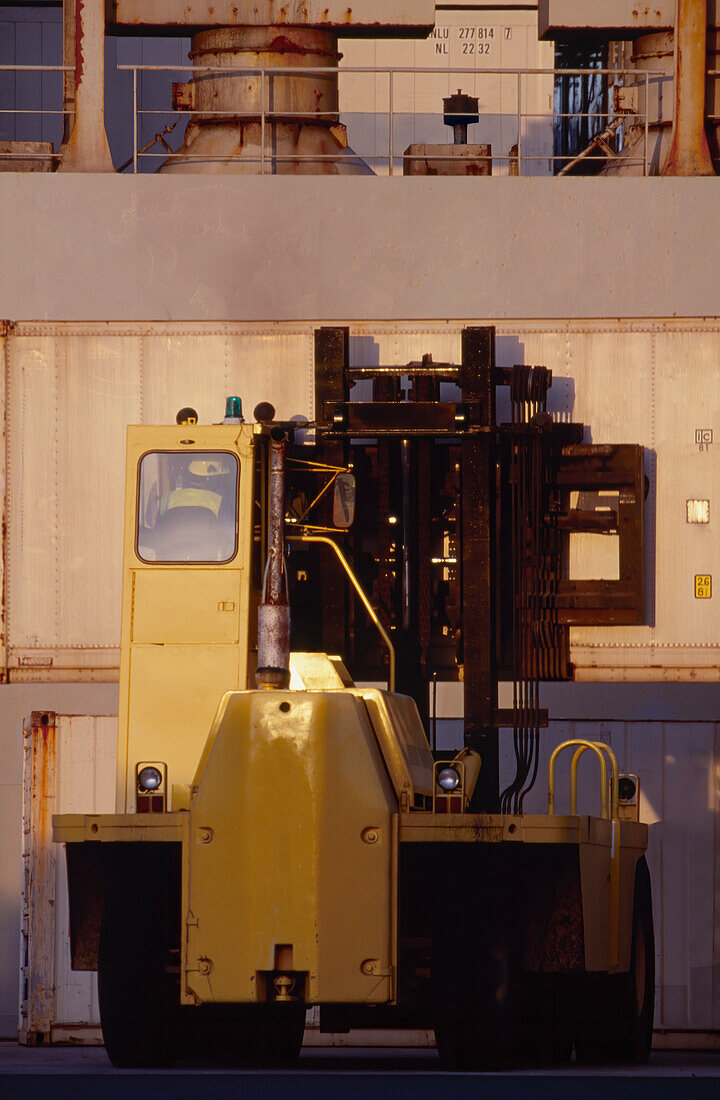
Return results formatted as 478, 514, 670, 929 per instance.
75, 0, 85, 88
269, 34, 315, 55
345, 6, 353, 22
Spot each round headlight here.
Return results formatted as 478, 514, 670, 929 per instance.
138, 766, 163, 792
618, 776, 637, 802
437, 766, 461, 792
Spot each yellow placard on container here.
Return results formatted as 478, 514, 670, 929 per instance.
695, 575, 712, 599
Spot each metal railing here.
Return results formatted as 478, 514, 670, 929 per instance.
0, 62, 664, 175
0, 65, 74, 162
118, 63, 663, 176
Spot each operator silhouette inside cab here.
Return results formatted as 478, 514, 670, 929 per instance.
137, 453, 239, 563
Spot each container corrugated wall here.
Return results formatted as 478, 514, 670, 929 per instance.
20, 710, 720, 1042
2, 319, 719, 681
20, 714, 116, 1044
4, 324, 316, 679
501, 720, 720, 1036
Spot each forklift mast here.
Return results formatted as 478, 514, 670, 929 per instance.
285, 325, 645, 811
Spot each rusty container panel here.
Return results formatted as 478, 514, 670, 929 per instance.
20, 713, 116, 1044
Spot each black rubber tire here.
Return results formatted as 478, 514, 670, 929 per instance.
98, 853, 304, 1069
98, 855, 180, 1068
522, 973, 574, 1067
575, 855, 655, 1065
433, 924, 523, 1070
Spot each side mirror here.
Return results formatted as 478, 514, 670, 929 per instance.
333, 472, 356, 529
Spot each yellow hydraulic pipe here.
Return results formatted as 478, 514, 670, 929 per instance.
287, 534, 396, 692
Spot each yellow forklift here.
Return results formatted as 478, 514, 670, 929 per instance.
53, 327, 653, 1069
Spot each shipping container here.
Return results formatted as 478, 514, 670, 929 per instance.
19, 709, 720, 1044
2, 319, 719, 682
19, 712, 116, 1045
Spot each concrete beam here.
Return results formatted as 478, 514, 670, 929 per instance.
106, 1, 436, 34
538, 0, 674, 38
2, 175, 719, 321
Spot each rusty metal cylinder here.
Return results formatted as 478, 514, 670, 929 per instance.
256, 435, 291, 690
160, 25, 371, 174
256, 604, 291, 689
187, 26, 340, 120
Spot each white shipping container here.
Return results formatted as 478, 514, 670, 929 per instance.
501, 719, 720, 1039
20, 711, 720, 1043
19, 713, 116, 1044
2, 319, 719, 682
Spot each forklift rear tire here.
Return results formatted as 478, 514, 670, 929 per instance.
433, 926, 522, 1070
98, 859, 179, 1068
575, 855, 655, 1064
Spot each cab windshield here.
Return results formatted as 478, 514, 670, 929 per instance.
136, 451, 239, 563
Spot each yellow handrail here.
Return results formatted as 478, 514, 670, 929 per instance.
548, 739, 609, 818
570, 742, 620, 822
549, 738, 622, 969
287, 534, 396, 692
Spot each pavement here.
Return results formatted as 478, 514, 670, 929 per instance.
1, 1043, 720, 1099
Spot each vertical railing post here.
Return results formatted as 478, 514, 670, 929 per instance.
644, 71, 650, 176
516, 71, 522, 175
260, 67, 266, 175
388, 69, 394, 176
132, 67, 138, 174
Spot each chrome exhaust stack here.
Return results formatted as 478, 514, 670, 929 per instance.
256, 431, 291, 689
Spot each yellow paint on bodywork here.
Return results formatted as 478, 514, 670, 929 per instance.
115, 425, 256, 813
350, 689, 434, 807
131, 570, 243, 644
183, 690, 398, 1006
